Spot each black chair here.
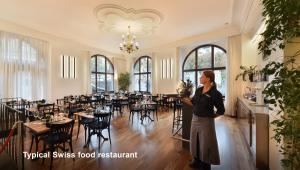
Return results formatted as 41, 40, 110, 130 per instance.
29, 121, 48, 153
68, 101, 83, 119
28, 103, 55, 153
76, 117, 94, 144
76, 100, 94, 142
120, 98, 129, 110
157, 94, 165, 108
42, 120, 75, 170
86, 110, 112, 147
172, 98, 183, 135
112, 99, 122, 115
56, 99, 65, 112
161, 96, 169, 110
128, 103, 143, 124
150, 104, 159, 121
38, 103, 55, 116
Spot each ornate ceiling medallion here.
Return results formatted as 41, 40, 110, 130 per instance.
94, 4, 163, 37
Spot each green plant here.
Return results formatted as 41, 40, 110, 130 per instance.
258, 1, 300, 169
258, 0, 300, 57
176, 79, 193, 97
262, 57, 300, 169
118, 72, 130, 91
235, 65, 257, 81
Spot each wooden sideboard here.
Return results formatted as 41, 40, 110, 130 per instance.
237, 96, 269, 170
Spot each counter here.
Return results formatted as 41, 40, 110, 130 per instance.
237, 96, 269, 170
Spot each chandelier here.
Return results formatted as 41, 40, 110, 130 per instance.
119, 26, 139, 54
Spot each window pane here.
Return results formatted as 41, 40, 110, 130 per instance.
97, 74, 105, 92
214, 70, 226, 96
140, 58, 148, 72
134, 61, 139, 73
214, 48, 226, 67
184, 52, 195, 70
107, 74, 114, 91
91, 74, 96, 93
197, 47, 211, 69
90, 57, 96, 72
183, 71, 196, 93
140, 74, 147, 91
97, 56, 105, 72
148, 74, 152, 92
197, 71, 204, 88
106, 60, 114, 73
148, 58, 152, 72
22, 42, 37, 63
134, 75, 139, 91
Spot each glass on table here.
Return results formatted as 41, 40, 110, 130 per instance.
105, 106, 110, 112
37, 112, 44, 120
33, 111, 39, 120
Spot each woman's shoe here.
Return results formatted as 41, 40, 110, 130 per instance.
201, 162, 211, 170
189, 159, 201, 169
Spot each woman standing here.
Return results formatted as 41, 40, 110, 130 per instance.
185, 70, 225, 170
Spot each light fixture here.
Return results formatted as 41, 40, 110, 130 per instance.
119, 26, 139, 54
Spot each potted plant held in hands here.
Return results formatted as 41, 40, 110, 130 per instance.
176, 79, 194, 97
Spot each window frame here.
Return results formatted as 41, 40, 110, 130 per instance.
182, 44, 226, 95
90, 54, 114, 93
133, 56, 152, 92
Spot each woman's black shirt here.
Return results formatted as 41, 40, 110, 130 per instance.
191, 86, 225, 117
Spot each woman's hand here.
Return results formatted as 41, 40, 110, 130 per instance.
182, 97, 193, 106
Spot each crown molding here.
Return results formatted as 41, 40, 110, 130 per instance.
94, 4, 163, 37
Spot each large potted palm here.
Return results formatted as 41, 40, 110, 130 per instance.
118, 72, 130, 92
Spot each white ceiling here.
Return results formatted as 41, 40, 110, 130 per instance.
0, 0, 260, 54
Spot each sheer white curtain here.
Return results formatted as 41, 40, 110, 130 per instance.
226, 35, 242, 116
0, 31, 49, 100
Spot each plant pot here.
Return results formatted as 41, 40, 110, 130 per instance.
249, 73, 254, 82
182, 89, 192, 97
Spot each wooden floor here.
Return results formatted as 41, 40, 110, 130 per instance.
23, 109, 256, 170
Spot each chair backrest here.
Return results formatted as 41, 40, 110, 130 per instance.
47, 119, 75, 141
56, 99, 64, 106
112, 99, 121, 106
129, 103, 142, 112
94, 111, 111, 128
152, 95, 158, 102
38, 103, 55, 115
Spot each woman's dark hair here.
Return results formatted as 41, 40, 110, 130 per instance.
203, 70, 215, 86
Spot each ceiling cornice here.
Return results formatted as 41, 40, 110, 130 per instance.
94, 4, 164, 37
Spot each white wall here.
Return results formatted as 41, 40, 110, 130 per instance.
50, 46, 89, 101
113, 57, 127, 91
241, 33, 258, 66
153, 49, 178, 94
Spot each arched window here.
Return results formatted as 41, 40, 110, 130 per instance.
182, 44, 226, 96
133, 56, 152, 92
90, 55, 114, 93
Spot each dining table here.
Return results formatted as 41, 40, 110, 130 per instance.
24, 116, 72, 153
